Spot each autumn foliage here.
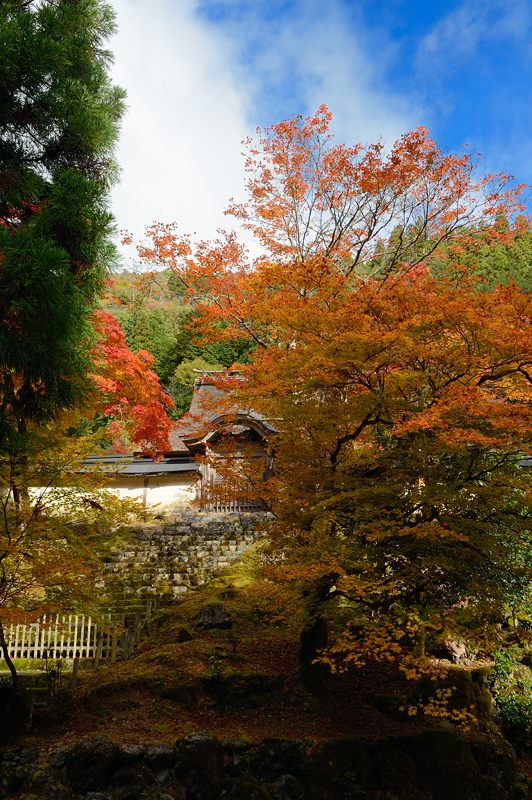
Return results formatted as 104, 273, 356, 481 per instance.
133, 108, 531, 674
91, 309, 174, 454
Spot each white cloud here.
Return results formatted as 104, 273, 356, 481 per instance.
276, 0, 419, 146
416, 0, 532, 72
107, 0, 422, 266
109, 0, 252, 264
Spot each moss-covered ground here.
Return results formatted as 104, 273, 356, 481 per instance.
13, 546, 420, 749
3, 544, 531, 789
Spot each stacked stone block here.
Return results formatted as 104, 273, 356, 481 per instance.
109, 512, 265, 599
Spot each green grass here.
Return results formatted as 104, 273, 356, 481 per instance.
0, 657, 73, 673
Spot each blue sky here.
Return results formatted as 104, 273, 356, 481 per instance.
109, 0, 532, 259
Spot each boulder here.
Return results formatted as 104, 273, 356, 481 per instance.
224, 776, 273, 799
64, 735, 119, 792
370, 744, 417, 796
116, 743, 146, 765
144, 744, 175, 770
307, 738, 374, 800
196, 603, 232, 630
109, 761, 156, 789
174, 733, 224, 800
394, 729, 481, 800
247, 739, 305, 782
0, 757, 31, 798
30, 776, 73, 799
433, 634, 469, 663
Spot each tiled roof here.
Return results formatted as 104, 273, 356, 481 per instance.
168, 372, 276, 454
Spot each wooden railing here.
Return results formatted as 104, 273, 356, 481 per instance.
6, 615, 100, 660
202, 498, 266, 513
5, 601, 158, 662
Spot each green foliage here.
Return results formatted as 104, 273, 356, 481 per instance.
472, 226, 532, 291
122, 303, 183, 383
494, 645, 524, 683
430, 217, 532, 292
168, 356, 222, 417
0, 0, 125, 443
101, 271, 256, 396
183, 326, 256, 369
497, 693, 532, 731
492, 644, 532, 743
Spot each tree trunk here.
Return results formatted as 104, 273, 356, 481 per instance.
0, 620, 18, 688
418, 624, 426, 658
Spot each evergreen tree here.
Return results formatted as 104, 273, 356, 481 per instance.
122, 303, 183, 384
472, 221, 532, 292
0, 0, 125, 445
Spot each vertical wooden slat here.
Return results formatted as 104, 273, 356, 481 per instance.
92, 617, 98, 659
59, 615, 66, 658
40, 615, 47, 658
46, 616, 53, 657
79, 615, 85, 658
34, 622, 39, 659
30, 623, 37, 659
85, 617, 91, 657
72, 615, 79, 659
53, 615, 59, 659
20, 624, 27, 660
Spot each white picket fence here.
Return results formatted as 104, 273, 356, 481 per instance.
5, 609, 152, 662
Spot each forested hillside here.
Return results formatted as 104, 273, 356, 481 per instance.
100, 269, 255, 417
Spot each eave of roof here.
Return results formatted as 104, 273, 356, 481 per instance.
80, 455, 199, 476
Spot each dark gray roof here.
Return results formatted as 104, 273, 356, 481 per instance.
81, 454, 199, 476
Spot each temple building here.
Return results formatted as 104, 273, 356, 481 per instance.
86, 372, 275, 513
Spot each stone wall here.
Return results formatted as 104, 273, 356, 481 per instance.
108, 512, 266, 599
0, 731, 525, 800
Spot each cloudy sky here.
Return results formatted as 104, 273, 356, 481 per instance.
109, 0, 532, 264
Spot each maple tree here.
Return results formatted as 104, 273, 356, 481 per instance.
136, 106, 525, 349
135, 107, 531, 671
91, 310, 174, 455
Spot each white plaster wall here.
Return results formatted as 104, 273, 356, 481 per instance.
107, 474, 198, 510
28, 474, 199, 512
145, 475, 197, 508
105, 482, 145, 504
